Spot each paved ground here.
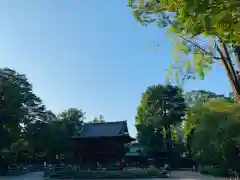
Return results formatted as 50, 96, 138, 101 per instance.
0, 171, 230, 180
0, 172, 44, 180
170, 171, 229, 180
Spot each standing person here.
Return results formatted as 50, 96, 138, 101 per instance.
192, 164, 195, 172
192, 160, 198, 172
121, 158, 126, 171
163, 163, 170, 177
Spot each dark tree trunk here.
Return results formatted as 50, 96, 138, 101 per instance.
165, 123, 172, 164
217, 43, 240, 103
233, 46, 240, 72
233, 46, 240, 102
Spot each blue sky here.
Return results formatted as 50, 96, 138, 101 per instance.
0, 0, 231, 137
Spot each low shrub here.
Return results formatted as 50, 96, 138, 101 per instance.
44, 165, 72, 177
75, 170, 167, 179
27, 164, 44, 172
45, 167, 168, 179
200, 165, 228, 177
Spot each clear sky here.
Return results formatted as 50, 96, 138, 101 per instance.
0, 0, 232, 137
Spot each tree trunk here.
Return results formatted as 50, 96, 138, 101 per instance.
234, 46, 240, 72
165, 123, 172, 164
233, 46, 240, 102
218, 43, 240, 103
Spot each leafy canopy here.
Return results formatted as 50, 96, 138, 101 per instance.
129, 0, 240, 85
25, 108, 85, 155
0, 68, 47, 149
184, 90, 234, 107
130, 0, 240, 44
136, 84, 186, 154
136, 84, 186, 126
185, 99, 240, 168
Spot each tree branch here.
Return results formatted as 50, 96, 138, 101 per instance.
178, 35, 223, 60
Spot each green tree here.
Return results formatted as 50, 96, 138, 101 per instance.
46, 121, 70, 155
136, 84, 186, 158
136, 123, 164, 155
43, 110, 57, 121
50, 108, 85, 157
24, 120, 50, 155
11, 139, 32, 164
57, 108, 85, 136
0, 68, 47, 149
183, 90, 232, 153
184, 90, 234, 107
185, 99, 240, 170
11, 139, 31, 153
184, 90, 235, 138
129, 0, 240, 43
128, 0, 240, 102
25, 108, 84, 162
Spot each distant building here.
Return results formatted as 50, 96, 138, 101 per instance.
124, 141, 147, 166
126, 141, 144, 156
72, 121, 135, 168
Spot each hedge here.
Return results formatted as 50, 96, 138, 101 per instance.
45, 166, 169, 179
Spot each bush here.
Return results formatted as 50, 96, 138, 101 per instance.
74, 170, 167, 179
45, 167, 168, 179
200, 165, 228, 177
146, 166, 159, 173
44, 165, 72, 178
27, 164, 44, 172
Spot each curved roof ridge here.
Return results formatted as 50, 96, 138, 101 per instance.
85, 120, 126, 125
75, 120, 129, 138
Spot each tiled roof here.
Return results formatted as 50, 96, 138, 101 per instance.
74, 121, 129, 138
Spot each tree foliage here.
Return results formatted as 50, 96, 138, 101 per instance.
11, 139, 31, 153
128, 0, 240, 102
25, 108, 85, 159
136, 123, 164, 154
185, 99, 240, 169
129, 0, 240, 44
0, 67, 88, 165
0, 68, 47, 149
136, 84, 186, 156
184, 90, 234, 107
57, 108, 85, 136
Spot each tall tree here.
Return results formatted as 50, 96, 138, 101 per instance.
128, 0, 240, 102
184, 90, 234, 153
25, 108, 85, 161
57, 108, 85, 136
0, 68, 47, 149
136, 123, 164, 155
185, 99, 240, 171
24, 120, 49, 155
136, 84, 186, 159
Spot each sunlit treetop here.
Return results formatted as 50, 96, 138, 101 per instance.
127, 0, 240, 86
129, 0, 240, 45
